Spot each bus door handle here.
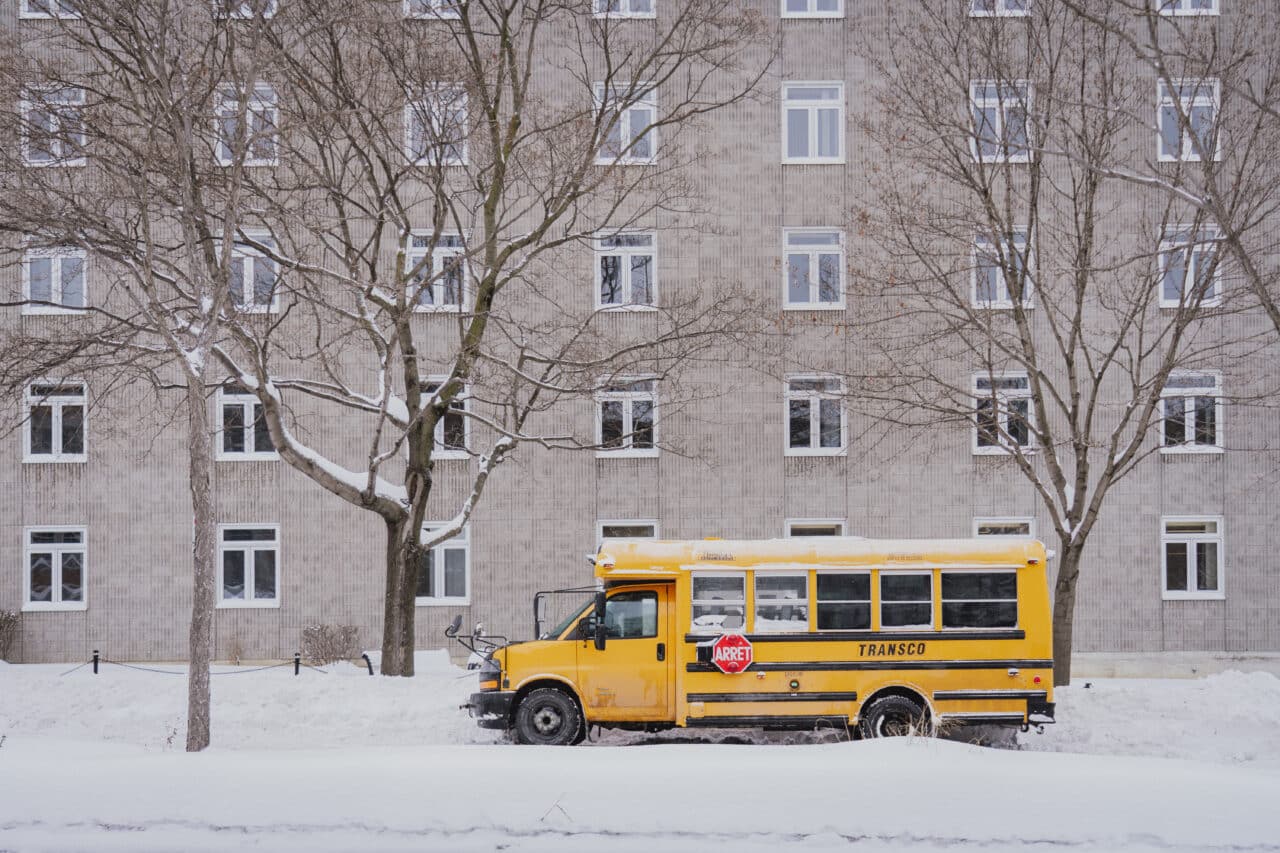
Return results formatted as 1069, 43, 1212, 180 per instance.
656, 642, 666, 662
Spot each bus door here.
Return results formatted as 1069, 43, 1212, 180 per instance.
576, 585, 673, 722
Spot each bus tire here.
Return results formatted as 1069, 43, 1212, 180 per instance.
858, 694, 930, 739
513, 687, 582, 746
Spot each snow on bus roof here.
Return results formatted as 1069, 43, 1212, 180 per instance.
595, 536, 1043, 575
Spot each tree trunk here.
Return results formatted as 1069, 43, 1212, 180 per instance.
185, 377, 216, 752
1050, 544, 1084, 688
379, 516, 418, 677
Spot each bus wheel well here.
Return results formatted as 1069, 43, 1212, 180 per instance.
513, 680, 585, 724
860, 686, 932, 719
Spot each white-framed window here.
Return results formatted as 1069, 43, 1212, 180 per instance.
784, 229, 844, 309
595, 82, 657, 165
974, 373, 1034, 453
406, 86, 468, 166
593, 0, 655, 18
880, 572, 933, 630
408, 233, 466, 310
690, 572, 746, 634
217, 385, 277, 460
1162, 517, 1223, 599
598, 520, 660, 542
416, 524, 470, 605
786, 519, 845, 537
19, 0, 79, 18
974, 517, 1035, 538
228, 231, 280, 313
941, 571, 1018, 628
1158, 79, 1219, 162
755, 573, 809, 633
215, 84, 278, 166
815, 572, 870, 630
422, 379, 468, 458
214, 0, 277, 18
782, 82, 844, 164
218, 525, 280, 608
1161, 372, 1222, 453
970, 0, 1029, 15
595, 233, 656, 309
405, 0, 460, 17
24, 527, 87, 612
781, 0, 843, 18
785, 376, 845, 455
23, 245, 86, 313
971, 80, 1032, 163
22, 86, 86, 167
973, 231, 1032, 308
596, 378, 657, 456
24, 381, 86, 463
1159, 228, 1221, 308
1159, 0, 1218, 15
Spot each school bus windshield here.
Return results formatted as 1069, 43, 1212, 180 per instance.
541, 596, 593, 640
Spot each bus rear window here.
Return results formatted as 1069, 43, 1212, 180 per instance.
941, 572, 1017, 628
816, 573, 870, 630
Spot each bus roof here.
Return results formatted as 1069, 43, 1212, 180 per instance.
595, 537, 1047, 579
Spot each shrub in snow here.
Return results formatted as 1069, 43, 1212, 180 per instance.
302, 624, 361, 665
0, 611, 17, 660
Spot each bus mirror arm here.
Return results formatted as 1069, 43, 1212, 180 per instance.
593, 591, 607, 651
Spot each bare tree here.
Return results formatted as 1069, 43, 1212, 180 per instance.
0, 0, 283, 749
838, 0, 1272, 684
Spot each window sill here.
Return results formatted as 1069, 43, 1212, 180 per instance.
972, 155, 1033, 165
217, 600, 281, 610
409, 158, 469, 168
24, 158, 87, 168
1159, 301, 1223, 310
973, 302, 1034, 310
594, 158, 658, 167
405, 11, 462, 19
782, 157, 846, 166
217, 453, 280, 462
784, 447, 847, 457
23, 455, 87, 464
593, 11, 657, 18
22, 306, 88, 316
970, 10, 1031, 17
596, 304, 658, 312
973, 446, 1036, 457
1159, 445, 1223, 456
1157, 154, 1219, 164
1159, 8, 1219, 14
783, 303, 846, 312
1162, 592, 1226, 601
781, 12, 845, 19
432, 450, 470, 461
416, 597, 471, 607
18, 11, 82, 18
596, 449, 660, 459
233, 306, 281, 315
413, 305, 465, 313
23, 602, 87, 612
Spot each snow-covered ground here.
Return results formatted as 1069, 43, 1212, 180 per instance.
1, 653, 1278, 851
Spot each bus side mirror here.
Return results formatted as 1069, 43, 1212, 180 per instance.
593, 591, 607, 651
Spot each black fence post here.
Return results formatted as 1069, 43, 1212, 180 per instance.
92, 649, 99, 675
361, 653, 373, 676
293, 652, 300, 675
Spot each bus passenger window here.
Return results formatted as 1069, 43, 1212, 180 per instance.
941, 572, 1017, 628
880, 573, 933, 629
603, 591, 658, 638
691, 574, 745, 633
755, 574, 808, 632
816, 573, 871, 630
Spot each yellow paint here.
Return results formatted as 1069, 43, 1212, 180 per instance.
491, 537, 1054, 730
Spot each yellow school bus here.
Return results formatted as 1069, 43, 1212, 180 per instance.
465, 537, 1054, 744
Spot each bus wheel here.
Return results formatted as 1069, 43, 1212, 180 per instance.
858, 695, 930, 739
513, 688, 582, 746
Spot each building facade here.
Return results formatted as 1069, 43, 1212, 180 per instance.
3, 0, 1278, 664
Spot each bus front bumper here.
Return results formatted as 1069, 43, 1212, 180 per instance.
467, 691, 515, 729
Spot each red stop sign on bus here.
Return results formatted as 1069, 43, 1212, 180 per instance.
711, 633, 753, 674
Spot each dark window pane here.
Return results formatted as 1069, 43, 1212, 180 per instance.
599, 256, 621, 304
789, 399, 811, 448
603, 591, 657, 639
817, 573, 870, 601
29, 553, 53, 601
1007, 399, 1030, 446
941, 572, 1016, 600
881, 602, 932, 627
30, 405, 54, 454
819, 398, 841, 448
1193, 396, 1216, 445
61, 552, 83, 602
30, 531, 81, 544
692, 576, 744, 600
1165, 542, 1188, 591
817, 602, 870, 630
223, 528, 275, 542
29, 257, 52, 302
441, 410, 466, 451
882, 574, 931, 602
230, 256, 246, 306
222, 551, 246, 599
601, 524, 656, 538
222, 404, 246, 453
416, 549, 435, 598
630, 255, 653, 304
975, 399, 997, 446
631, 400, 654, 448
600, 400, 623, 448
1196, 541, 1218, 591
61, 256, 85, 307
253, 550, 276, 600
61, 405, 84, 455
444, 548, 466, 598
787, 253, 810, 303
253, 259, 276, 307
1164, 399, 1186, 446
943, 601, 1017, 628
252, 404, 274, 452
818, 252, 840, 302
441, 256, 463, 305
